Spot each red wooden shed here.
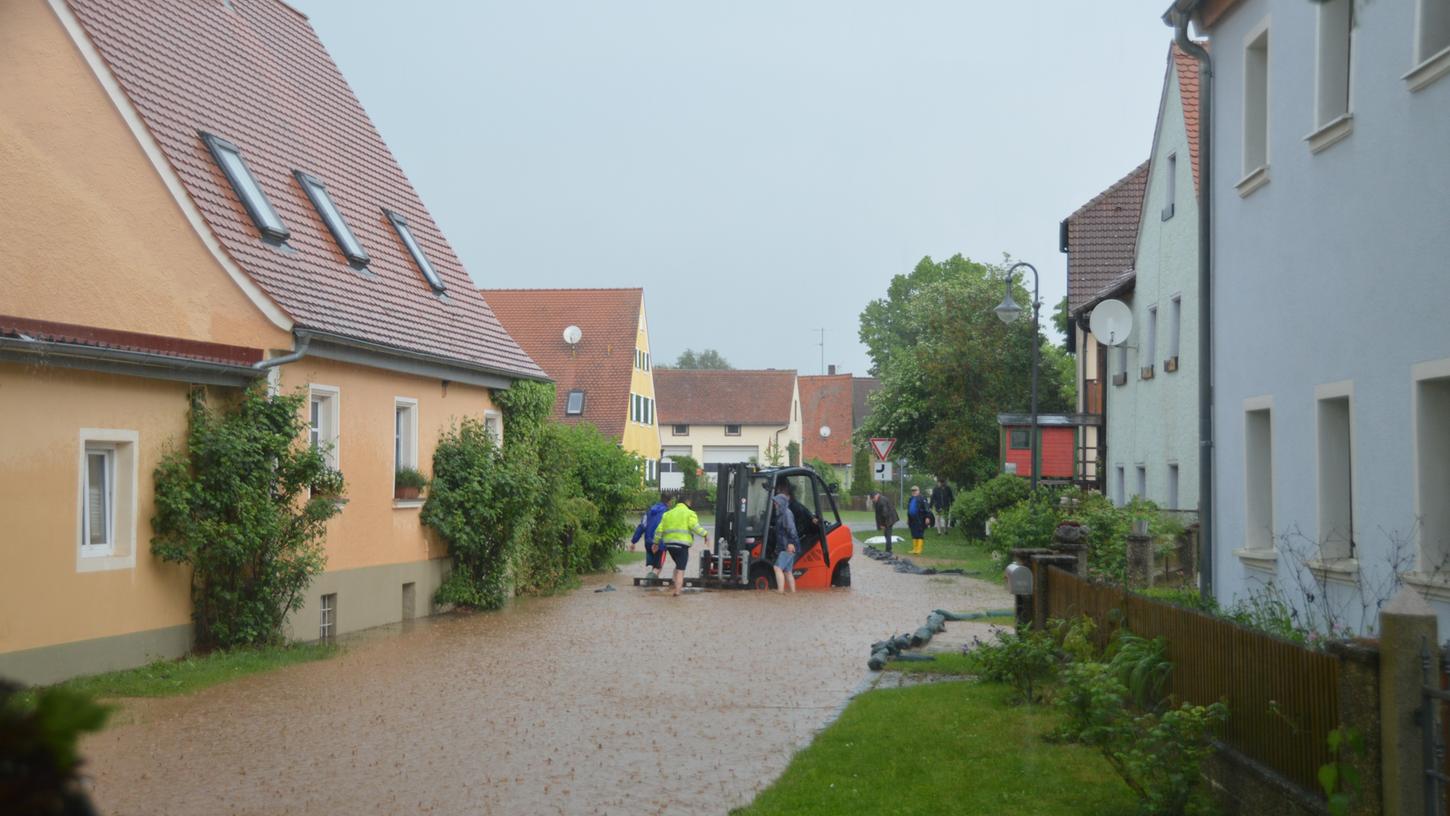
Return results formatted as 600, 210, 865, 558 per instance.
997, 413, 1102, 484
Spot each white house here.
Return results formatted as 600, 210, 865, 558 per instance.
1104, 43, 1205, 515
654, 369, 802, 487
1186, 0, 1450, 631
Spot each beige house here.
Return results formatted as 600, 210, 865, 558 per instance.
0, 0, 542, 684
654, 370, 802, 486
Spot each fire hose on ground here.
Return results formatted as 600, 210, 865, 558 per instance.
867, 609, 1016, 670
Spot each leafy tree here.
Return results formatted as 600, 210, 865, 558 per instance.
857, 254, 1072, 488
850, 445, 873, 496
1052, 294, 1071, 341
671, 454, 702, 491
787, 440, 801, 467
667, 348, 733, 369
806, 457, 840, 491
0, 681, 111, 815
152, 385, 343, 650
763, 438, 785, 466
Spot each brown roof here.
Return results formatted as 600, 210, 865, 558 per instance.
655, 370, 797, 426
1064, 161, 1149, 316
64, 0, 542, 381
481, 288, 643, 438
798, 374, 854, 465
852, 377, 880, 431
1172, 42, 1205, 193
0, 315, 263, 367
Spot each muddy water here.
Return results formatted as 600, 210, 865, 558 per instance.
85, 549, 1010, 816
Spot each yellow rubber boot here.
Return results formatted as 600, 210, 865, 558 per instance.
913, 538, 924, 555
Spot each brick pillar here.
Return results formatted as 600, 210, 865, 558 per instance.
1379, 586, 1438, 816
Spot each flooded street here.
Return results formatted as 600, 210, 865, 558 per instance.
84, 547, 1009, 815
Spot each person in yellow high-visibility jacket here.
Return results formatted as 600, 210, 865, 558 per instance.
657, 498, 709, 596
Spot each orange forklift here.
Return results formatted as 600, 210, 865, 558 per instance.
633, 463, 853, 590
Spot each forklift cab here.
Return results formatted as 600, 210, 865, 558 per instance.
711, 464, 854, 590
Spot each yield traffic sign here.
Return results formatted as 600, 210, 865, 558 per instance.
869, 437, 896, 461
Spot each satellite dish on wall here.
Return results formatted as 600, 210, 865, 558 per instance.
562, 325, 582, 346
1089, 299, 1133, 347
819, 425, 832, 439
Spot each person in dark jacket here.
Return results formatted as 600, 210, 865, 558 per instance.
907, 485, 931, 555
930, 478, 954, 536
872, 491, 899, 554
770, 489, 799, 593
630, 497, 670, 580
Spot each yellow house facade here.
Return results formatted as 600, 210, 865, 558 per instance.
0, 0, 543, 684
483, 288, 662, 477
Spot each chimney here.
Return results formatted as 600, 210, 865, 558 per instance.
828, 364, 837, 375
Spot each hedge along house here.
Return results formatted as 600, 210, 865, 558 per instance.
1179, 0, 1450, 631
0, 0, 543, 684
797, 368, 855, 488
481, 288, 662, 477
1103, 42, 1205, 515
654, 369, 802, 487
1061, 162, 1149, 492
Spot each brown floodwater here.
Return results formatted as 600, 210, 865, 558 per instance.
83, 547, 1011, 815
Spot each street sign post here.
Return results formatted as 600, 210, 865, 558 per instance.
869, 438, 896, 461
873, 461, 893, 481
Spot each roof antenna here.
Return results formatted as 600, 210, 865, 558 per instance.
815, 328, 825, 375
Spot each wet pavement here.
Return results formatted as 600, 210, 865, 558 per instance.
84, 544, 1010, 816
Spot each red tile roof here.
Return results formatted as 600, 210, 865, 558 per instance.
798, 374, 854, 465
0, 315, 263, 367
1064, 161, 1149, 316
655, 369, 797, 426
1172, 42, 1206, 193
481, 289, 644, 439
64, 0, 542, 381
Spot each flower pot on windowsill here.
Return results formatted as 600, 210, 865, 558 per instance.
394, 485, 422, 501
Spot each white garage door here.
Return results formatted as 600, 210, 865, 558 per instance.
702, 446, 758, 465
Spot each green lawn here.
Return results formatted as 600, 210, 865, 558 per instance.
735, 681, 1137, 816
41, 643, 339, 700
853, 525, 1001, 578
609, 548, 648, 568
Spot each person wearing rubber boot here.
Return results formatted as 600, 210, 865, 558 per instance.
630, 495, 669, 581
907, 485, 930, 555
770, 488, 799, 594
657, 497, 708, 597
872, 491, 899, 554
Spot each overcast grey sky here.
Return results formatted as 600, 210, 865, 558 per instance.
299, 1, 1176, 377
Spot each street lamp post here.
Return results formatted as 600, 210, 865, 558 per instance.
994, 261, 1041, 492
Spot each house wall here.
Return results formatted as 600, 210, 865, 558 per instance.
620, 298, 661, 468
273, 356, 498, 642
0, 0, 289, 350
661, 381, 803, 481
1208, 0, 1450, 630
0, 365, 198, 685
1105, 59, 1202, 513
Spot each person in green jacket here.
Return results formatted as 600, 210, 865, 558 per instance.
657, 497, 709, 597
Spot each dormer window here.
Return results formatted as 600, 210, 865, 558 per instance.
296, 171, 368, 266
384, 209, 445, 293
201, 132, 288, 243
565, 389, 586, 416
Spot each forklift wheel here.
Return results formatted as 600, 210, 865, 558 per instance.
749, 565, 777, 591
831, 560, 851, 588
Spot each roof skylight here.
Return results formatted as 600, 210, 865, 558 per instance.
565, 389, 586, 416
295, 171, 369, 266
384, 209, 445, 293
201, 132, 288, 243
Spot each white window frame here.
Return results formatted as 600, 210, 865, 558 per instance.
672, 424, 689, 436
1167, 462, 1180, 510
1114, 465, 1126, 508
1314, 381, 1356, 563
1168, 295, 1182, 363
320, 593, 337, 642
1413, 357, 1450, 573
1408, 0, 1450, 92
394, 397, 419, 475
1310, 0, 1354, 148
1239, 20, 1272, 196
309, 385, 341, 471
1161, 153, 1177, 221
724, 424, 742, 437
484, 409, 503, 446
1241, 396, 1277, 557
77, 429, 138, 573
1144, 305, 1158, 377
1135, 464, 1147, 500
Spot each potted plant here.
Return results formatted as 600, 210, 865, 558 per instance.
394, 467, 428, 500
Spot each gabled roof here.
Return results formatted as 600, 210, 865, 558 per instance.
655, 369, 797, 426
64, 0, 542, 381
852, 377, 880, 431
481, 288, 644, 438
1063, 161, 1150, 316
1172, 42, 1206, 193
798, 374, 854, 465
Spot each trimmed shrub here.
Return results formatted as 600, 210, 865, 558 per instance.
952, 473, 1030, 537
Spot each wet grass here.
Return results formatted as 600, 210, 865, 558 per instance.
42, 643, 340, 700
735, 680, 1137, 815
609, 549, 648, 568
853, 526, 1001, 578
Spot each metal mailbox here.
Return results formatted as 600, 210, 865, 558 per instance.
1004, 563, 1034, 596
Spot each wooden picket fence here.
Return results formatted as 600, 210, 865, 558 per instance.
1045, 566, 1339, 795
